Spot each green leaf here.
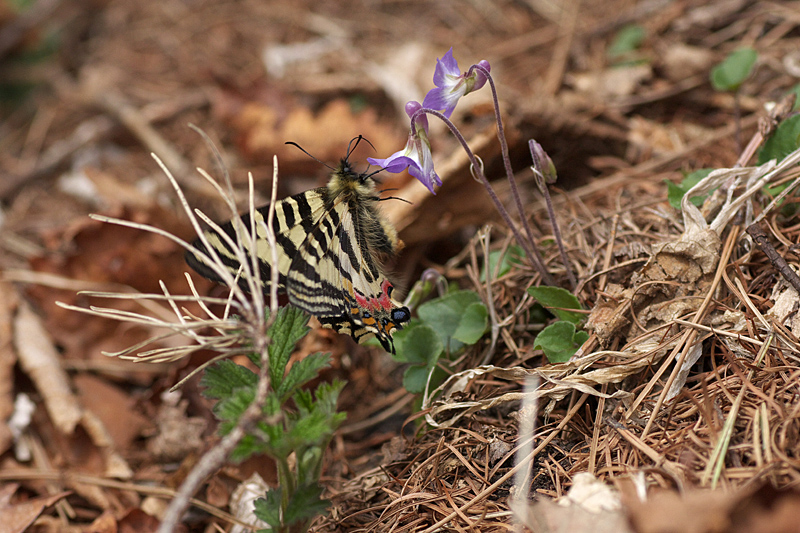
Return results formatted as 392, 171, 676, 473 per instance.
666, 168, 714, 209
200, 359, 257, 399
534, 321, 587, 363
389, 318, 422, 362
527, 286, 584, 325
276, 352, 331, 401
418, 290, 483, 352
403, 364, 432, 394
710, 48, 757, 91
312, 379, 346, 419
284, 483, 330, 526
480, 245, 523, 282
608, 25, 646, 59
253, 490, 283, 530
787, 84, 800, 111
213, 386, 255, 424
757, 114, 800, 165
453, 302, 488, 344
262, 306, 311, 388
398, 324, 443, 366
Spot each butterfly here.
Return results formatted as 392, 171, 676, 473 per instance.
185, 137, 411, 353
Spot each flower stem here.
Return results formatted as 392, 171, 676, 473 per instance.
412, 109, 555, 285
529, 140, 576, 289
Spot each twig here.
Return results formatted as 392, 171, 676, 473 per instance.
746, 222, 800, 294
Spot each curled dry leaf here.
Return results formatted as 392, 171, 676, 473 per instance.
0, 281, 19, 453
13, 301, 82, 434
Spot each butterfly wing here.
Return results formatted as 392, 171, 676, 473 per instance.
285, 196, 410, 353
185, 188, 329, 294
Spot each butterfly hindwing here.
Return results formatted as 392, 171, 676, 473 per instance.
286, 194, 409, 353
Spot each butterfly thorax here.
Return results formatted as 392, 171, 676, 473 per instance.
324, 161, 400, 259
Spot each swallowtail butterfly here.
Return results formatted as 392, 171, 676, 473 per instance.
185, 138, 411, 353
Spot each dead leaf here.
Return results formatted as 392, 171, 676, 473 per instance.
13, 301, 82, 434
570, 64, 652, 98
74, 374, 151, 451
232, 99, 402, 167
511, 473, 631, 533
0, 282, 19, 454
145, 397, 207, 461
86, 510, 118, 533
0, 490, 71, 533
229, 472, 270, 533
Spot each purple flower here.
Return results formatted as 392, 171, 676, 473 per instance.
422, 48, 491, 118
368, 101, 441, 194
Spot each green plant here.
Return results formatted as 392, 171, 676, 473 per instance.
666, 168, 714, 209
607, 24, 647, 65
202, 306, 345, 532
710, 48, 757, 92
527, 286, 587, 363
392, 289, 488, 393
758, 114, 800, 166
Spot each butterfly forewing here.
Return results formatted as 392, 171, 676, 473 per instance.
185, 147, 410, 353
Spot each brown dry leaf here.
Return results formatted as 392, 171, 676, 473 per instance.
512, 474, 631, 533
626, 488, 734, 533
117, 508, 160, 533
0, 489, 71, 533
26, 205, 198, 370
659, 42, 715, 81
145, 396, 207, 461
86, 510, 118, 533
729, 485, 800, 533
232, 99, 402, 166
13, 300, 82, 434
569, 64, 652, 98
625, 484, 800, 533
0, 281, 19, 454
229, 472, 270, 533
767, 282, 800, 337
73, 374, 151, 451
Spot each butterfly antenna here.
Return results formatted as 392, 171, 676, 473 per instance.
285, 141, 335, 171
379, 196, 412, 205
346, 135, 376, 160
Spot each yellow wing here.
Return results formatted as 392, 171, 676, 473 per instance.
285, 196, 410, 353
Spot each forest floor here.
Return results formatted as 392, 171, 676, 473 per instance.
1, 0, 800, 531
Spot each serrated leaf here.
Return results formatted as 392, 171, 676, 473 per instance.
284, 483, 330, 526
534, 321, 585, 363
527, 286, 584, 325
418, 290, 482, 352
710, 48, 757, 91
313, 379, 346, 418
276, 352, 331, 401
757, 114, 800, 165
666, 168, 714, 209
200, 359, 257, 399
253, 490, 283, 529
214, 386, 255, 423
262, 306, 311, 388
453, 302, 488, 344
231, 432, 272, 462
